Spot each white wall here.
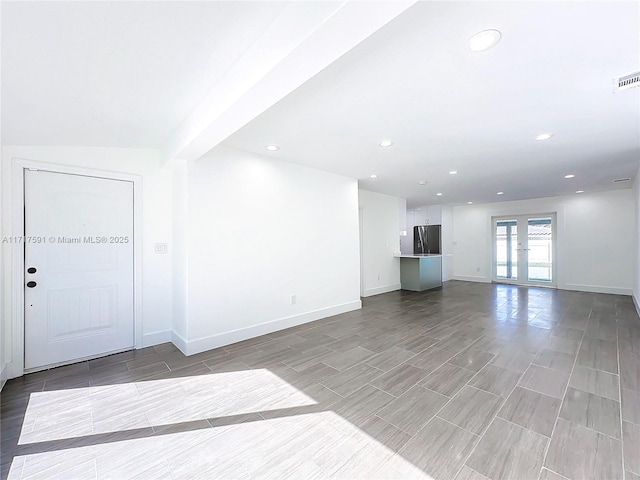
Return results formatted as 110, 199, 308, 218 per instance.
0, 0, 4, 388
452, 189, 635, 295
359, 189, 403, 297
634, 168, 640, 315
1, 146, 173, 378
441, 205, 454, 281
171, 161, 190, 349
177, 146, 361, 354
398, 197, 407, 239
400, 223, 412, 254
0, 143, 5, 387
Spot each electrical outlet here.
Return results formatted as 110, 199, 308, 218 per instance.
377, 274, 380, 281
290, 294, 296, 305
476, 267, 480, 272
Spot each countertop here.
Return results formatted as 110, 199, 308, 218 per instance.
395, 254, 443, 258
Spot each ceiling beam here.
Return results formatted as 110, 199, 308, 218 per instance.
163, 0, 417, 164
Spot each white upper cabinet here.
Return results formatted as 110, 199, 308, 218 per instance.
412, 205, 442, 226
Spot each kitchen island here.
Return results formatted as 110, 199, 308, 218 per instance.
396, 254, 442, 292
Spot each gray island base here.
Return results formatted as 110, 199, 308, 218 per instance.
398, 254, 443, 292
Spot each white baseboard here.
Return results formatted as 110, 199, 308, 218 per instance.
453, 275, 491, 283
450, 277, 632, 296
172, 330, 189, 356
182, 300, 362, 356
561, 284, 632, 296
363, 284, 401, 297
142, 330, 172, 348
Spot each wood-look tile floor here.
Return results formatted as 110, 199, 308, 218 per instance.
2, 281, 639, 479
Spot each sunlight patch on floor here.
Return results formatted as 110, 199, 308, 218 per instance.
11, 412, 434, 479
19, 369, 317, 445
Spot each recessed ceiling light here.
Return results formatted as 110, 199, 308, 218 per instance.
467, 201, 473, 204
369, 174, 378, 179
419, 181, 427, 185
436, 193, 443, 196
468, 29, 502, 52
449, 170, 458, 175
564, 174, 575, 179
497, 192, 504, 195
379, 139, 394, 147
265, 144, 279, 151
576, 190, 584, 194
535, 133, 554, 141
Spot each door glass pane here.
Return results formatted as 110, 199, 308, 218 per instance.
496, 220, 517, 280
528, 217, 552, 282
496, 224, 507, 278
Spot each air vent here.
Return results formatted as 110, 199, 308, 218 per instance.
613, 178, 631, 183
614, 71, 640, 92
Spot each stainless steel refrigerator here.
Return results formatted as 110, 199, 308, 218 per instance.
413, 225, 441, 254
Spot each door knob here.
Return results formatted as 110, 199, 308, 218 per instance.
27, 267, 37, 274
26, 281, 37, 288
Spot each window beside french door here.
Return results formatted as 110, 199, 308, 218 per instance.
494, 214, 556, 286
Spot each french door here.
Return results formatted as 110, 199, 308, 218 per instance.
493, 214, 556, 287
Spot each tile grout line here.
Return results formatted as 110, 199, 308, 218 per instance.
433, 415, 482, 438
542, 467, 571, 480
617, 315, 627, 480
535, 414, 624, 443
514, 383, 566, 401
395, 350, 517, 478
372, 412, 432, 439
449, 355, 529, 480
464, 464, 490, 479
393, 357, 495, 460
538, 304, 589, 480
570, 362, 620, 376
17, 456, 25, 480
436, 404, 550, 444
367, 383, 399, 399
319, 384, 346, 399
487, 413, 551, 440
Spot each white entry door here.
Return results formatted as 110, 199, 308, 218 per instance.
24, 170, 134, 370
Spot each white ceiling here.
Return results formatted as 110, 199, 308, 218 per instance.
1, 1, 290, 147
223, 1, 640, 207
3, 1, 639, 207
